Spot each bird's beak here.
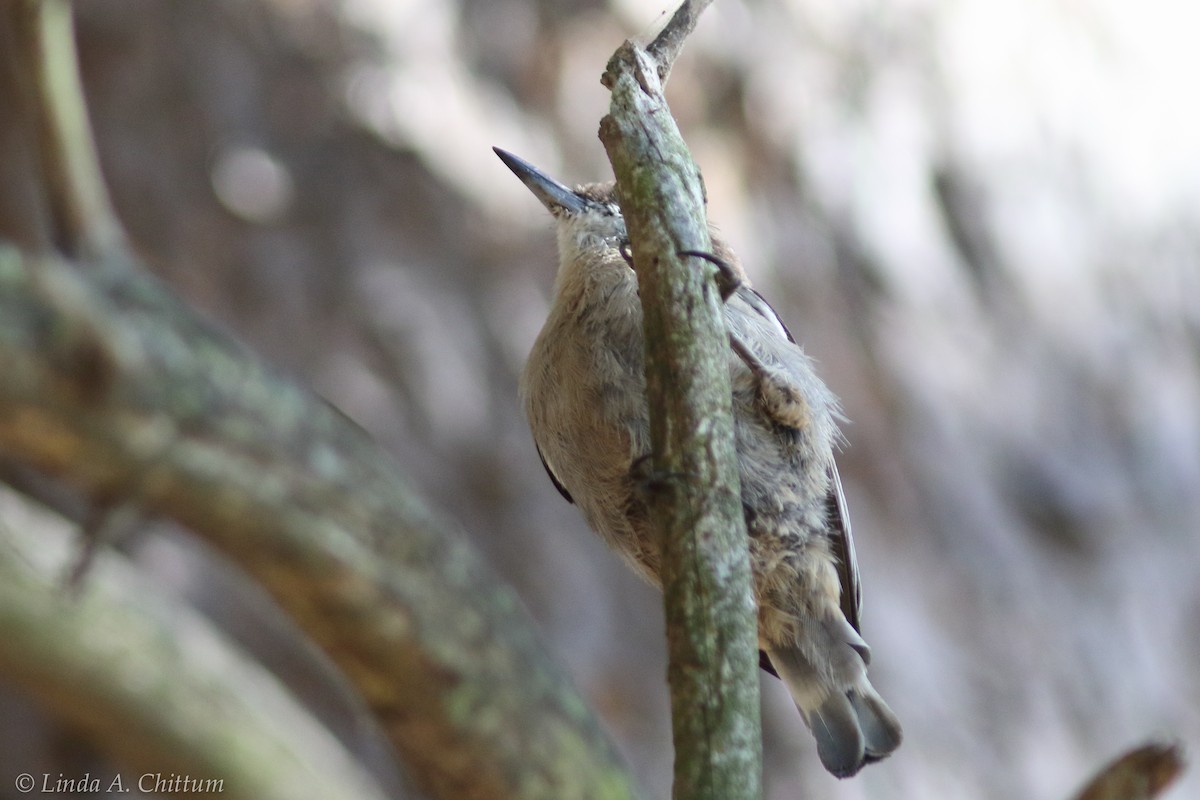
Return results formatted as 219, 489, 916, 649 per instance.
493, 147, 587, 215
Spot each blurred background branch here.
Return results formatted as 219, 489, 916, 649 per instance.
0, 486, 390, 800
0, 3, 641, 799
0, 243, 641, 800
7, 0, 124, 260
1070, 742, 1184, 800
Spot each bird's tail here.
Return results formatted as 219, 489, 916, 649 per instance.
766, 616, 902, 778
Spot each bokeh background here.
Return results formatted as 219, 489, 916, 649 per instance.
1, 1, 1197, 798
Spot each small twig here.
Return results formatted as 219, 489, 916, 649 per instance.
66, 500, 144, 594
10, 0, 126, 261
646, 0, 715, 83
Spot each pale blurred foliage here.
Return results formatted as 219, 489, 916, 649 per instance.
1, 0, 1198, 798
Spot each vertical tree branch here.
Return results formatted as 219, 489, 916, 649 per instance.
598, 4, 763, 797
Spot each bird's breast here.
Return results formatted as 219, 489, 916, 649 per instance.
523, 265, 648, 480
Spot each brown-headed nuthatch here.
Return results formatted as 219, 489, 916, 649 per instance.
495, 147, 902, 778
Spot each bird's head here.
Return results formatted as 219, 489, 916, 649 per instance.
494, 147, 628, 266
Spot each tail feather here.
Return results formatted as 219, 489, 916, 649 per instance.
767, 629, 902, 778
850, 688, 903, 759
808, 692, 866, 778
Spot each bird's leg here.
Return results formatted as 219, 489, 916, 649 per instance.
732, 334, 811, 430
678, 250, 810, 430
636, 246, 805, 425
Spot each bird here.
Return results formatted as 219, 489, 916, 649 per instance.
495, 146, 902, 778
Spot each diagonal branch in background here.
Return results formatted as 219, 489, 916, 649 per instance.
1, 2, 643, 797
0, 244, 644, 800
599, 2, 764, 797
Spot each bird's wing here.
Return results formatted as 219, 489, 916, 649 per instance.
826, 460, 863, 632
732, 283, 863, 661
536, 444, 574, 504
738, 285, 796, 343
731, 284, 863, 627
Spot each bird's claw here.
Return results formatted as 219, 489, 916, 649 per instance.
619, 239, 635, 268
679, 249, 742, 301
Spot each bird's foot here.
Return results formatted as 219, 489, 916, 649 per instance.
754, 363, 811, 429
629, 453, 687, 499
728, 333, 810, 430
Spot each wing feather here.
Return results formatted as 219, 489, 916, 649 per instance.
826, 461, 862, 632
536, 444, 574, 504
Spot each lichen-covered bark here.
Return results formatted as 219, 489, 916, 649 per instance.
0, 245, 642, 800
599, 33, 763, 800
